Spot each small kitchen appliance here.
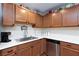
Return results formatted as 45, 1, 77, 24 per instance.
1, 32, 11, 42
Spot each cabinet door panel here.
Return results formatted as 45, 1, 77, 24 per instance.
34, 14, 43, 28
43, 13, 52, 28
60, 46, 79, 56
32, 40, 41, 56
62, 6, 78, 26
52, 12, 62, 27
3, 3, 15, 26
16, 5, 28, 23
76, 5, 79, 25
32, 46, 41, 56
28, 11, 36, 24
17, 47, 32, 56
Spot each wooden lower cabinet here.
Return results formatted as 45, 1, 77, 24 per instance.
40, 39, 47, 55
17, 43, 32, 56
17, 47, 32, 56
0, 46, 17, 56
60, 46, 79, 56
32, 45, 41, 56
16, 39, 46, 56
60, 41, 79, 56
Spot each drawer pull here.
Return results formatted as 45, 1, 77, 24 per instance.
67, 45, 71, 47
7, 50, 13, 53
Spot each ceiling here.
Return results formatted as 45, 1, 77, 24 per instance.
18, 3, 68, 15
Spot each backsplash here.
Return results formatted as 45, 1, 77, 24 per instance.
41, 27, 79, 36
1, 23, 79, 40
0, 24, 42, 40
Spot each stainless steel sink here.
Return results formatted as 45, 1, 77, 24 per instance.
17, 36, 38, 42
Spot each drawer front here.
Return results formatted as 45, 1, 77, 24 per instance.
60, 41, 79, 51
1, 46, 17, 56
17, 43, 31, 50
31, 40, 41, 46
4, 52, 16, 56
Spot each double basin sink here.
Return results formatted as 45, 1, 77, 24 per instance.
17, 36, 38, 42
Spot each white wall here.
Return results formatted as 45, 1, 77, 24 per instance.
0, 24, 42, 40
41, 27, 79, 36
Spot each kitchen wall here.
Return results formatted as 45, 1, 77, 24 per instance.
41, 27, 79, 36
0, 24, 42, 40
0, 3, 79, 41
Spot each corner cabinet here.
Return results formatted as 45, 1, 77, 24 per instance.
2, 3, 15, 26
42, 13, 53, 28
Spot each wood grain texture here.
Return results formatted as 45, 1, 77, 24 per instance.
52, 12, 62, 27
60, 41, 79, 56
62, 6, 78, 26
2, 3, 15, 26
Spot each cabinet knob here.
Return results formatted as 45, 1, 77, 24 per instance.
7, 50, 13, 53
67, 45, 71, 47
31, 46, 34, 48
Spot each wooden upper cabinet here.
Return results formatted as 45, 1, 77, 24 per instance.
2, 3, 15, 26
76, 4, 79, 25
28, 11, 36, 24
62, 6, 78, 26
16, 5, 28, 23
42, 13, 52, 28
34, 14, 43, 28
52, 12, 62, 27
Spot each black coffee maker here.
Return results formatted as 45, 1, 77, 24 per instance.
1, 32, 11, 42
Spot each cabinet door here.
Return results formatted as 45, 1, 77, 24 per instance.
17, 47, 32, 56
17, 43, 32, 56
60, 46, 79, 56
43, 13, 52, 28
2, 3, 15, 26
52, 12, 62, 27
34, 14, 43, 28
62, 6, 78, 26
32, 40, 41, 56
76, 5, 79, 25
0, 46, 17, 56
32, 45, 41, 56
16, 5, 28, 23
40, 39, 47, 56
28, 11, 36, 24
40, 39, 46, 54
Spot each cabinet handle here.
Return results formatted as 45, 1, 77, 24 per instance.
67, 45, 71, 47
7, 50, 13, 53
31, 46, 34, 48
15, 53, 16, 54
